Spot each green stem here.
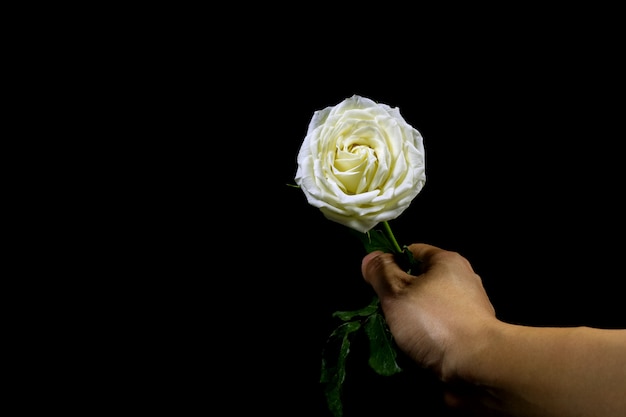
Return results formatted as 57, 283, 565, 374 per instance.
382, 221, 402, 253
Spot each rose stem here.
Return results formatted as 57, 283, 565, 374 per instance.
382, 221, 402, 253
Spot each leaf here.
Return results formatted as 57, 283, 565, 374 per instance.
320, 321, 362, 417
332, 297, 380, 321
364, 312, 403, 376
350, 229, 397, 254
397, 245, 422, 275
320, 221, 415, 416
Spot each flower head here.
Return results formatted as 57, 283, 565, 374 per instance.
295, 95, 426, 233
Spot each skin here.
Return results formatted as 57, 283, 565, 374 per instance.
361, 243, 626, 417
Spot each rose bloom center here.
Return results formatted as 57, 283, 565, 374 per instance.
333, 131, 380, 195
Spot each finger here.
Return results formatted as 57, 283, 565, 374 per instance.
361, 251, 400, 286
405, 243, 446, 263
407, 242, 475, 272
361, 244, 443, 282
361, 250, 410, 297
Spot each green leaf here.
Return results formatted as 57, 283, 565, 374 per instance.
397, 245, 422, 275
350, 228, 398, 254
364, 312, 403, 376
332, 297, 380, 321
320, 221, 416, 416
320, 321, 362, 417
351, 227, 422, 274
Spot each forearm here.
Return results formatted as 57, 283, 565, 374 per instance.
462, 323, 626, 417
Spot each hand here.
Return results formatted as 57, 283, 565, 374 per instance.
362, 243, 626, 417
361, 243, 496, 380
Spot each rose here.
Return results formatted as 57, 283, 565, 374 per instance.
295, 94, 426, 233
293, 95, 427, 417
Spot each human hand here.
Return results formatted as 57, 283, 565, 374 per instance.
361, 243, 497, 381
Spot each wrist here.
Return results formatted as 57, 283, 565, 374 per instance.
440, 317, 508, 385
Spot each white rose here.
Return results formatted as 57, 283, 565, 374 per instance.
295, 95, 426, 233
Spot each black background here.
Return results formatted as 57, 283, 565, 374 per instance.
274, 85, 624, 416
128, 10, 626, 417
212, 58, 625, 415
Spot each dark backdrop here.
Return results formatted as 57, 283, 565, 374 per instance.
137, 14, 626, 416
227, 58, 626, 415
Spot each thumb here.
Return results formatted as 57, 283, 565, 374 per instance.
361, 250, 408, 297
361, 251, 385, 282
